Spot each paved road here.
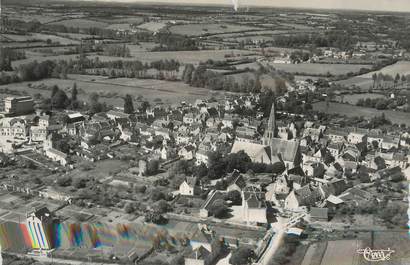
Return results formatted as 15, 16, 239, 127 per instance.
14, 252, 119, 265
256, 228, 286, 265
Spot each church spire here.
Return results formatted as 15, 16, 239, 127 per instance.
263, 101, 276, 146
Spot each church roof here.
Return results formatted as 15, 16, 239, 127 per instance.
231, 141, 270, 163
270, 139, 300, 162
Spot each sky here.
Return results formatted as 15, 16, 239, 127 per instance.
85, 0, 410, 12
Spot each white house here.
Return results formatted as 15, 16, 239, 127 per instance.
179, 177, 200, 196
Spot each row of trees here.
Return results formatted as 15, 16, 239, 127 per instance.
102, 44, 130, 58
271, 30, 356, 50
182, 64, 264, 93
0, 47, 26, 71
356, 96, 406, 110
206, 150, 285, 180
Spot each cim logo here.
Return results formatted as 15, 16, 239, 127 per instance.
357, 247, 395, 262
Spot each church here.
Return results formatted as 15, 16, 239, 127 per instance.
230, 102, 301, 169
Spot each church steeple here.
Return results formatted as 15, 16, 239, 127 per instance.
263, 101, 276, 146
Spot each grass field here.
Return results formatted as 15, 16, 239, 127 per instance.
136, 21, 167, 32
320, 240, 362, 265
50, 18, 109, 29
313, 101, 410, 126
0, 75, 220, 106
169, 23, 260, 36
268, 62, 372, 76
338, 61, 410, 89
92, 49, 258, 65
336, 93, 386, 104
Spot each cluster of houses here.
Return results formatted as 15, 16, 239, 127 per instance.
1, 94, 409, 227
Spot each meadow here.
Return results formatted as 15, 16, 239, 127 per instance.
50, 18, 109, 29
337, 61, 410, 89
0, 75, 220, 106
169, 23, 260, 36
268, 62, 372, 76
313, 101, 410, 126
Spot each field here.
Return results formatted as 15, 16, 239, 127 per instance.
168, 23, 260, 36
338, 61, 410, 89
92, 49, 258, 65
336, 93, 386, 104
267, 62, 372, 76
0, 75, 221, 106
50, 18, 109, 29
136, 21, 167, 32
313, 101, 410, 126
319, 240, 362, 265
361, 61, 410, 78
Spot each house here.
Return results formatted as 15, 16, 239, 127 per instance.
303, 161, 325, 178
4, 96, 34, 116
26, 207, 55, 250
227, 172, 246, 192
309, 207, 329, 222
242, 186, 267, 224
196, 150, 210, 166
183, 113, 195, 125
265, 174, 291, 201
179, 177, 200, 196
371, 166, 403, 182
38, 115, 50, 128
30, 126, 47, 142
67, 112, 85, 124
381, 136, 400, 150
326, 129, 348, 143
185, 245, 211, 265
106, 110, 130, 121
200, 191, 225, 218
302, 128, 322, 142
327, 143, 344, 158
347, 128, 368, 144
45, 148, 68, 166
179, 145, 196, 160
285, 184, 322, 210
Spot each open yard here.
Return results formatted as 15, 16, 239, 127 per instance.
312, 101, 410, 126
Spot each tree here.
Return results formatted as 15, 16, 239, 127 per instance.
71, 83, 78, 101
123, 94, 135, 114
229, 246, 255, 265
146, 159, 160, 176
73, 178, 86, 189
156, 200, 171, 214
51, 89, 69, 109
57, 176, 72, 187
124, 203, 135, 214
374, 156, 386, 170
272, 162, 286, 175
51, 85, 59, 98
224, 190, 242, 205
208, 199, 229, 218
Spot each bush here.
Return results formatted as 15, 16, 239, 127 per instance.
124, 203, 135, 214
73, 178, 87, 189
56, 176, 72, 187
156, 200, 171, 214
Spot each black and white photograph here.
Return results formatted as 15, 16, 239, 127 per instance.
0, 0, 409, 264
